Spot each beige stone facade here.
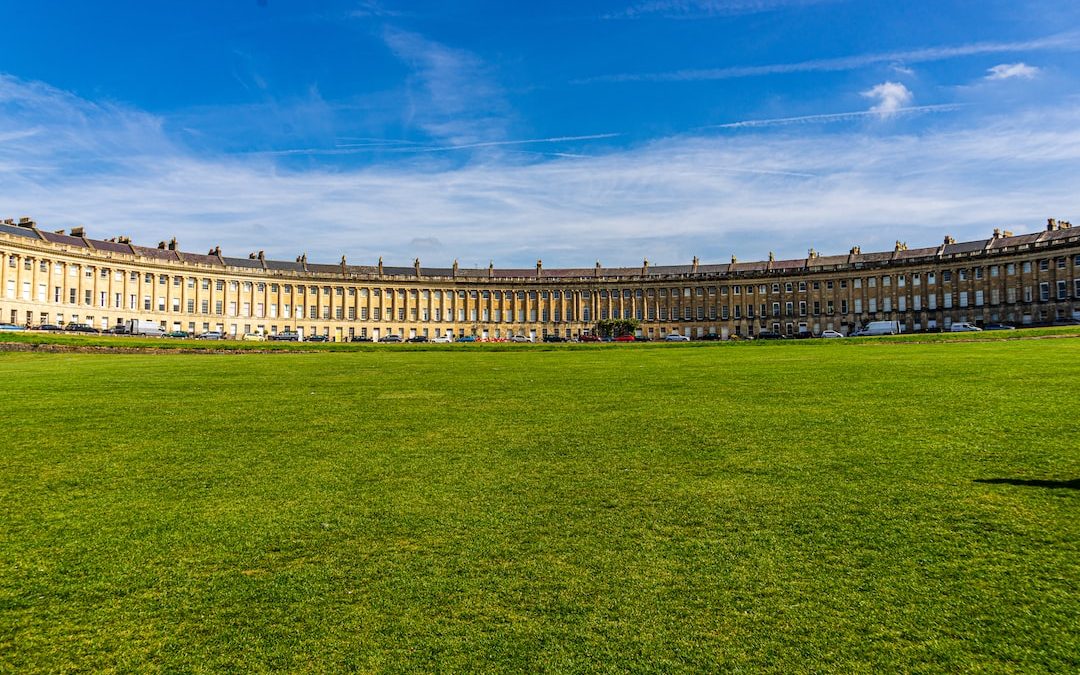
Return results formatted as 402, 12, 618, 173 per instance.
2, 217, 1079, 340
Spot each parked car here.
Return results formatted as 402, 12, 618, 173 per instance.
165, 330, 190, 339
1052, 318, 1080, 326
407, 335, 429, 343
950, 322, 982, 332
379, 334, 403, 343
982, 323, 1015, 331
349, 335, 373, 342
33, 324, 63, 332
64, 323, 99, 334
270, 331, 300, 341
614, 334, 637, 342
820, 329, 844, 338
456, 335, 478, 343
795, 331, 814, 339
0, 323, 24, 331
664, 334, 690, 342
432, 334, 453, 343
510, 335, 533, 343
700, 333, 721, 341
578, 334, 601, 342
102, 326, 129, 335
196, 331, 224, 340
242, 333, 266, 341
542, 335, 565, 343
756, 331, 784, 340
306, 335, 330, 343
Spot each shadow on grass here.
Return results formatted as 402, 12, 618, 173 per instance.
975, 478, 1080, 490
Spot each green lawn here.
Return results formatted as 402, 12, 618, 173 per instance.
1, 339, 1078, 672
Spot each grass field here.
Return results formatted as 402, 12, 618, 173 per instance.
1, 337, 1079, 671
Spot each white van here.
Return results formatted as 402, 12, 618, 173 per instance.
855, 320, 901, 336
950, 322, 982, 332
126, 319, 166, 337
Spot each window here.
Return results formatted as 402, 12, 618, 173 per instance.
1039, 282, 1049, 301
943, 271, 952, 282
1056, 280, 1066, 300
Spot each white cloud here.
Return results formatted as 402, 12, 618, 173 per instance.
608, 0, 834, 19
381, 28, 510, 145
986, 62, 1040, 80
2, 74, 1080, 269
577, 31, 1078, 83
862, 81, 913, 116
707, 103, 959, 129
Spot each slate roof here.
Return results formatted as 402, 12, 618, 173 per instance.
5, 220, 1078, 280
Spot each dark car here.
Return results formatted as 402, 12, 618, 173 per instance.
795, 331, 814, 339
982, 323, 1015, 331
64, 323, 99, 334
700, 333, 721, 341
165, 330, 190, 339
407, 335, 429, 343
103, 326, 130, 335
33, 324, 63, 331
756, 331, 785, 340
578, 334, 601, 342
1052, 318, 1080, 326
455, 335, 477, 343
269, 331, 300, 341
306, 335, 330, 343
379, 334, 403, 343
542, 335, 565, 343
349, 335, 372, 342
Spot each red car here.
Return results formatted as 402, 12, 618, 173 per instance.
613, 334, 637, 342
578, 334, 601, 342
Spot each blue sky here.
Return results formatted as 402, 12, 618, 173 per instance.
1, 0, 1079, 267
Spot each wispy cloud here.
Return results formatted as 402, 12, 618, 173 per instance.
606, 0, 835, 19
575, 31, 1079, 83
3, 74, 1080, 268
706, 104, 961, 129
986, 62, 1040, 80
410, 133, 621, 153
350, 1, 406, 19
381, 27, 510, 145
253, 133, 620, 156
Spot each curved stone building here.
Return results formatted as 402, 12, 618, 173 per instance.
2, 216, 1078, 340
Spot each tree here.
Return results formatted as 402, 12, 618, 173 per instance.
595, 318, 640, 338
